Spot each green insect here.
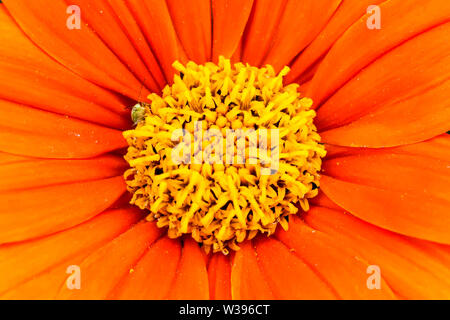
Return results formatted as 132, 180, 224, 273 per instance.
131, 103, 146, 125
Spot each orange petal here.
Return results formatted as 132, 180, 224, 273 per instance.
316, 22, 450, 146
0, 155, 127, 192
305, 207, 450, 299
254, 237, 336, 299
317, 20, 450, 130
56, 221, 161, 299
0, 152, 30, 165
166, 0, 211, 64
67, 0, 161, 93
308, 0, 450, 106
286, 0, 385, 83
261, 0, 341, 71
3, 0, 148, 100
212, 0, 254, 61
166, 239, 209, 299
292, 65, 318, 87
241, 0, 288, 66
208, 252, 232, 300
320, 79, 450, 147
0, 207, 143, 297
0, 62, 130, 129
230, 241, 274, 299
0, 6, 132, 127
0, 176, 126, 243
320, 143, 361, 159
127, 0, 187, 81
321, 140, 450, 244
2, 256, 86, 300
231, 40, 244, 64
111, 237, 181, 300
309, 190, 343, 211
395, 134, 450, 161
106, 0, 166, 89
408, 239, 450, 268
0, 100, 127, 158
276, 216, 396, 299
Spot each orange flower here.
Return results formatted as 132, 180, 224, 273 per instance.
0, 0, 449, 300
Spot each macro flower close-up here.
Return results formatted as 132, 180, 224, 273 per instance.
0, 0, 449, 301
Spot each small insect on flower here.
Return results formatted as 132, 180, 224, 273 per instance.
131, 103, 146, 125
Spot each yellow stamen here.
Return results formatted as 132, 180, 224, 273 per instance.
123, 57, 326, 254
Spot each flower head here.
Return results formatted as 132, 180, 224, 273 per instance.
123, 57, 325, 253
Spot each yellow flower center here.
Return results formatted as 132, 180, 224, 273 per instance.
123, 57, 326, 254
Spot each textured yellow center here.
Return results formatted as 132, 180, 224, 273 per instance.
123, 57, 326, 254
